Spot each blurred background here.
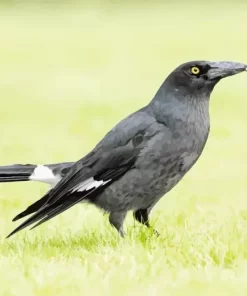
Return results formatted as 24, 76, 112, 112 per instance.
0, 1, 247, 295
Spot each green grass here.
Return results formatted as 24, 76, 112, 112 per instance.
0, 2, 247, 295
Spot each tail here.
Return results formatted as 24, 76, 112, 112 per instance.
0, 162, 74, 220
0, 162, 74, 186
0, 164, 36, 182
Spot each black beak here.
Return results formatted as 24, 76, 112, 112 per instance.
207, 61, 247, 80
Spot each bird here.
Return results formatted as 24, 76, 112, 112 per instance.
6, 60, 246, 239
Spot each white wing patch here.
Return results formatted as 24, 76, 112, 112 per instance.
29, 165, 61, 187
71, 177, 111, 193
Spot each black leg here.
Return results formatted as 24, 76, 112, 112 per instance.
133, 208, 160, 236
133, 208, 150, 227
109, 211, 127, 237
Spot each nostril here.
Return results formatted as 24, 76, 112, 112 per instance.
202, 75, 209, 80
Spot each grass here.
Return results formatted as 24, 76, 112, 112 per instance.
0, 2, 247, 295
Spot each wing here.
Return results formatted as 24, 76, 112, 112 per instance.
7, 110, 158, 238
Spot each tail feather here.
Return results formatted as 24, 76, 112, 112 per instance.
1, 162, 75, 221
0, 164, 36, 182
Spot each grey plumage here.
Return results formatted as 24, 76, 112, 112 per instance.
6, 60, 246, 238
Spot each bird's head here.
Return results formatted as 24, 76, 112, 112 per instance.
151, 60, 246, 123
165, 60, 247, 96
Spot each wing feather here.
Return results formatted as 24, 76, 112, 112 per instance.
7, 147, 137, 238
7, 111, 158, 238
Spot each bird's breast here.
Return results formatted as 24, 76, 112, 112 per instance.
94, 121, 210, 212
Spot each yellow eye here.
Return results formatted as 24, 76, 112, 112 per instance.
190, 66, 200, 75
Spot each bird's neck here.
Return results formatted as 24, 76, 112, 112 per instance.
148, 88, 210, 129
